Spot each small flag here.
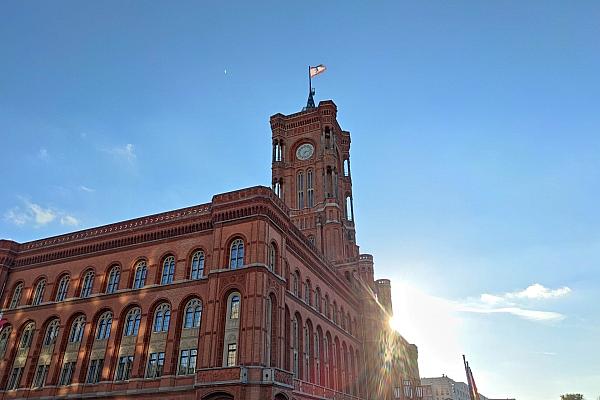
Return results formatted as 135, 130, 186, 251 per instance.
310, 64, 327, 78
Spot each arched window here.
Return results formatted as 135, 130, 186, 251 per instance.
268, 243, 276, 272
333, 302, 338, 324
229, 295, 240, 320
292, 315, 299, 378
323, 335, 330, 387
345, 195, 354, 221
304, 280, 311, 305
223, 292, 242, 367
273, 178, 283, 198
133, 261, 147, 289
273, 139, 284, 162
153, 303, 171, 333
314, 331, 321, 385
297, 171, 305, 209
0, 326, 11, 357
9, 283, 23, 309
32, 279, 46, 305
43, 319, 60, 346
55, 275, 70, 302
292, 271, 299, 296
190, 251, 205, 280
308, 235, 315, 246
96, 312, 113, 340
161, 256, 175, 285
229, 239, 244, 270
264, 296, 273, 366
307, 169, 314, 207
303, 324, 310, 380
324, 295, 330, 318
69, 316, 86, 343
80, 271, 94, 298
19, 322, 35, 349
347, 313, 352, 333
106, 266, 120, 294
183, 299, 203, 329
315, 287, 322, 312
124, 308, 141, 336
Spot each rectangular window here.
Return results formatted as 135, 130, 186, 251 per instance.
230, 299, 240, 320
86, 358, 104, 384
297, 173, 304, 209
32, 364, 49, 388
115, 355, 133, 381
394, 387, 402, 399
59, 361, 76, 386
178, 348, 197, 375
7, 367, 23, 390
307, 170, 314, 207
227, 343, 237, 367
146, 352, 165, 378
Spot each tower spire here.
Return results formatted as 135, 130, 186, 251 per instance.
306, 87, 316, 110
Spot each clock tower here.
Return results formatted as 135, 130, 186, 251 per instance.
270, 100, 359, 267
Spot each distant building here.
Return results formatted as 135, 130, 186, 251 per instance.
421, 384, 434, 400
421, 375, 515, 400
421, 375, 471, 400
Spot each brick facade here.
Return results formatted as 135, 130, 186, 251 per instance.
0, 100, 420, 400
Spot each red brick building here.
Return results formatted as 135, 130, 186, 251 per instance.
0, 99, 421, 400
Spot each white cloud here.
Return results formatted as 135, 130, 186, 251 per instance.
104, 143, 136, 163
60, 215, 80, 226
79, 185, 95, 193
506, 283, 571, 300
460, 283, 571, 323
4, 208, 28, 225
4, 199, 80, 228
480, 293, 505, 305
458, 304, 565, 322
28, 202, 56, 225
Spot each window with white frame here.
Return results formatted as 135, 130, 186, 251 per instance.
161, 256, 175, 285
190, 251, 205, 279
32, 279, 46, 305
229, 239, 244, 269
106, 266, 120, 294
80, 271, 94, 297
133, 261, 147, 289
55, 275, 70, 302
153, 303, 171, 333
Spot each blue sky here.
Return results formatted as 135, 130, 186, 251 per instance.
1, 1, 599, 398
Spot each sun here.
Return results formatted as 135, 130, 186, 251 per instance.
388, 314, 403, 333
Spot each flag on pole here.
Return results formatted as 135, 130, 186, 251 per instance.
309, 64, 327, 78
468, 365, 481, 400
463, 355, 481, 400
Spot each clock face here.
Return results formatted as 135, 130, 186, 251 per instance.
296, 143, 314, 161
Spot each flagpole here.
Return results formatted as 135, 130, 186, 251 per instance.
463, 355, 475, 400
308, 65, 312, 96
